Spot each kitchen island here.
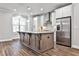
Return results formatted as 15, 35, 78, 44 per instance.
18, 31, 54, 52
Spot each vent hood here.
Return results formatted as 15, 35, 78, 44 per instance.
44, 12, 52, 26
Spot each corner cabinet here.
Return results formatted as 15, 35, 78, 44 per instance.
55, 4, 72, 18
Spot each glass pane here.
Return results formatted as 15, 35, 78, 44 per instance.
13, 25, 19, 32
20, 26, 25, 31
40, 15, 44, 26
33, 17, 38, 31
12, 17, 19, 25
20, 17, 26, 25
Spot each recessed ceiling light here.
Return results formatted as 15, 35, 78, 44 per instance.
26, 20, 30, 22
13, 9, 16, 11
40, 8, 44, 11
30, 12, 33, 15
27, 6, 31, 10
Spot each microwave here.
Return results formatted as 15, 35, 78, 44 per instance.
57, 25, 61, 31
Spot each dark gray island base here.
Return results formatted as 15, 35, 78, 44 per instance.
18, 32, 54, 52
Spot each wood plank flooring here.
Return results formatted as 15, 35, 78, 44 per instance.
42, 45, 79, 56
0, 40, 40, 56
0, 39, 79, 56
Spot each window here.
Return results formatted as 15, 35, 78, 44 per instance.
12, 16, 26, 32
20, 17, 26, 31
33, 16, 38, 31
32, 14, 47, 31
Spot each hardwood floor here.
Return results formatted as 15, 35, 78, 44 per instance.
0, 39, 79, 56
0, 40, 40, 56
42, 45, 79, 56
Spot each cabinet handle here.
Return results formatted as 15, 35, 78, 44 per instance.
48, 36, 50, 38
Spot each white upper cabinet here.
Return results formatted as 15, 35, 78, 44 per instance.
51, 12, 56, 26
62, 5, 72, 17
55, 4, 72, 18
56, 8, 63, 18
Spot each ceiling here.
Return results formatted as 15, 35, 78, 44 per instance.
0, 3, 70, 15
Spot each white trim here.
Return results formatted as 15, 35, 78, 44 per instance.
72, 45, 79, 49
0, 39, 13, 42
0, 37, 19, 42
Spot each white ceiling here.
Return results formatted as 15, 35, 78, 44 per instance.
0, 3, 70, 15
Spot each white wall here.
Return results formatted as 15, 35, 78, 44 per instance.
72, 3, 79, 49
0, 13, 18, 41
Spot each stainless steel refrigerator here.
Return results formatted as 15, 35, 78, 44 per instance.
56, 16, 71, 47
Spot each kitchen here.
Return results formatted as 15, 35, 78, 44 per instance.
18, 3, 72, 52
0, 3, 79, 56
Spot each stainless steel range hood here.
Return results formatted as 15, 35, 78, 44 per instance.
44, 12, 52, 26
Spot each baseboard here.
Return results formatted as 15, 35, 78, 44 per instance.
72, 45, 79, 49
0, 39, 13, 42
0, 37, 20, 42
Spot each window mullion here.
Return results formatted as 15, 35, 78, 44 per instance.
19, 18, 20, 32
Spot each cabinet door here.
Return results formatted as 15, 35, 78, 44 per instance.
56, 8, 63, 18
30, 34, 36, 49
23, 34, 29, 45
62, 5, 72, 17
20, 33, 24, 42
40, 34, 54, 51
